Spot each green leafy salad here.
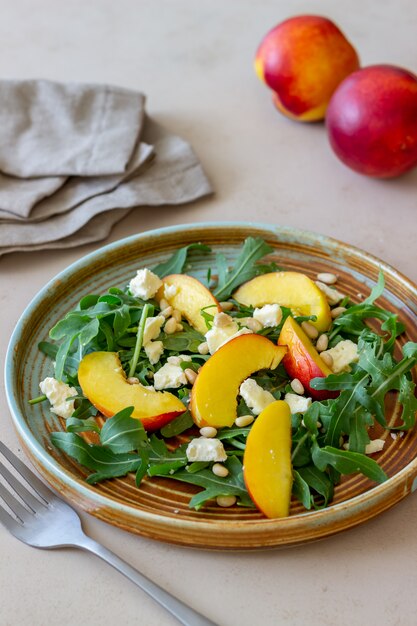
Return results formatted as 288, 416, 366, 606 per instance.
31, 237, 417, 514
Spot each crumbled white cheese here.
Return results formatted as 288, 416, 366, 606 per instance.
239, 378, 275, 415
315, 281, 345, 306
253, 304, 283, 328
129, 268, 162, 300
154, 362, 187, 389
164, 283, 178, 299
344, 438, 385, 455
365, 439, 385, 454
205, 324, 253, 354
39, 377, 77, 419
284, 393, 312, 414
167, 354, 192, 365
186, 437, 227, 462
143, 315, 165, 346
144, 340, 164, 365
321, 339, 359, 374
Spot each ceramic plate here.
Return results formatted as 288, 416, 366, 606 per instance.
5, 222, 417, 550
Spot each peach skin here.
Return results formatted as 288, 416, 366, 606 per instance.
255, 15, 359, 122
326, 65, 417, 178
243, 400, 293, 518
190, 334, 287, 428
233, 271, 332, 332
278, 316, 337, 400
78, 351, 186, 431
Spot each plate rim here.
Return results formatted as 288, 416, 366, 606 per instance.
5, 220, 417, 547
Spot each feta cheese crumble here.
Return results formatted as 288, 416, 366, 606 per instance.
129, 268, 162, 300
284, 393, 312, 414
39, 377, 77, 419
143, 315, 165, 346
153, 354, 192, 390
253, 304, 283, 328
144, 340, 164, 365
205, 313, 253, 354
239, 378, 275, 415
344, 439, 385, 455
321, 339, 359, 374
186, 437, 227, 462
164, 283, 178, 299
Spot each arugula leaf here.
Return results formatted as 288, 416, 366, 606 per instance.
100, 407, 148, 453
158, 456, 253, 510
160, 410, 194, 437
152, 243, 211, 278
160, 322, 205, 353
213, 237, 274, 300
66, 416, 100, 434
311, 440, 387, 483
50, 432, 141, 483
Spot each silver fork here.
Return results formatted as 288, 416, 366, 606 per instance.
0, 441, 218, 626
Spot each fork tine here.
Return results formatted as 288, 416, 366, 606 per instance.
0, 456, 46, 512
0, 442, 51, 503
0, 481, 27, 522
0, 501, 20, 532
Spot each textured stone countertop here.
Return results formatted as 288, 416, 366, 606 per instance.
1, 1, 417, 625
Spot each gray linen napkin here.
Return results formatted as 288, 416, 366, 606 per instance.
0, 80, 212, 256
0, 80, 145, 177
0, 117, 212, 255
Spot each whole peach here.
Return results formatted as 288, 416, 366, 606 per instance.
326, 65, 417, 178
255, 15, 359, 122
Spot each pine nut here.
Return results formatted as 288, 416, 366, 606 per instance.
198, 341, 209, 355
127, 377, 139, 384
331, 306, 347, 318
176, 323, 184, 332
164, 317, 177, 334
290, 378, 304, 395
172, 309, 182, 322
301, 321, 319, 339
216, 495, 237, 508
200, 426, 217, 438
235, 414, 254, 427
320, 352, 334, 368
242, 317, 263, 332
316, 334, 329, 352
317, 272, 338, 285
214, 312, 233, 328
159, 298, 169, 311
220, 301, 234, 311
184, 368, 197, 385
161, 305, 173, 318
212, 463, 229, 478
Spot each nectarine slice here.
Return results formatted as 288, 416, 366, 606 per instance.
278, 316, 336, 401
233, 271, 332, 332
190, 334, 287, 428
156, 274, 221, 334
78, 351, 186, 431
243, 400, 292, 518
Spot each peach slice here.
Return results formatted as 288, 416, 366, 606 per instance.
190, 334, 287, 428
233, 271, 332, 332
278, 316, 336, 401
78, 351, 186, 431
156, 274, 221, 334
243, 400, 292, 518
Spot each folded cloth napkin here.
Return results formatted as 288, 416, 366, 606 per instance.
0, 80, 212, 256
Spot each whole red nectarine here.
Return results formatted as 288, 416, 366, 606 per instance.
255, 15, 359, 122
326, 65, 417, 178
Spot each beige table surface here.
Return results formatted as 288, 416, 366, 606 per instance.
1, 1, 417, 625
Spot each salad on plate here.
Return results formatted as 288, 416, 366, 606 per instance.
30, 237, 417, 518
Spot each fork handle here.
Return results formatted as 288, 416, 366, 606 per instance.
78, 535, 218, 626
